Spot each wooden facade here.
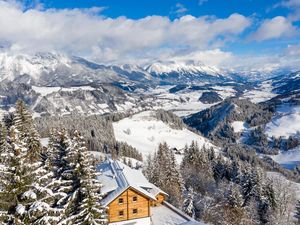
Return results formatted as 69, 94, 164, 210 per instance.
108, 187, 150, 223
150, 193, 166, 206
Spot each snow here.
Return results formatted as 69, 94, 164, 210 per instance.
265, 103, 300, 138
270, 146, 300, 170
151, 205, 188, 225
242, 81, 277, 103
0, 52, 70, 81
146, 61, 222, 77
16, 204, 26, 215
179, 222, 206, 225
231, 121, 247, 133
109, 217, 151, 225
113, 111, 214, 163
143, 85, 236, 117
22, 190, 37, 200
267, 172, 300, 200
32, 86, 95, 97
97, 160, 161, 206
40, 138, 49, 147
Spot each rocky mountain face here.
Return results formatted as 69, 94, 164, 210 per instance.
0, 52, 155, 86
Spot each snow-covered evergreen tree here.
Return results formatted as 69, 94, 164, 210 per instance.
182, 188, 196, 218
146, 142, 183, 207
0, 101, 54, 224
295, 200, 300, 224
0, 122, 11, 222
59, 131, 107, 225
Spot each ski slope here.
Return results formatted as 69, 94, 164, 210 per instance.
113, 111, 214, 162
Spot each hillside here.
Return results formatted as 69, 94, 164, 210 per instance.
113, 110, 214, 162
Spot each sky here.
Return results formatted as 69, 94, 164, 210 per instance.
0, 0, 300, 71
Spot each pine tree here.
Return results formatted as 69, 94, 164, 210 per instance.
1, 126, 39, 224
0, 101, 53, 224
0, 122, 11, 223
295, 200, 300, 224
13, 100, 41, 161
46, 129, 74, 223
182, 188, 196, 218
150, 142, 183, 207
227, 183, 244, 208
59, 131, 107, 225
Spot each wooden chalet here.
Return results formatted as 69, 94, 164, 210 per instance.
97, 159, 168, 225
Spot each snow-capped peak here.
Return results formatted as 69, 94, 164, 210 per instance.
145, 60, 223, 76
0, 52, 71, 82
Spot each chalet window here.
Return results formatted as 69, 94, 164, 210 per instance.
132, 196, 137, 202
119, 210, 124, 217
132, 209, 138, 214
118, 198, 124, 204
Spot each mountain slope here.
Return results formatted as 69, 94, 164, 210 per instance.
145, 60, 232, 84
184, 98, 274, 142
113, 110, 215, 162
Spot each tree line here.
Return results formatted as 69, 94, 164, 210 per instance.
144, 141, 299, 225
0, 100, 107, 225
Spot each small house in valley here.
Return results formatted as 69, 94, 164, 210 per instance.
97, 159, 168, 225
97, 159, 205, 225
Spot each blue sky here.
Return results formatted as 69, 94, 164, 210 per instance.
36, 0, 286, 19
1, 0, 300, 70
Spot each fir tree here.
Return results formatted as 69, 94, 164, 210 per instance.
0, 101, 53, 224
182, 188, 196, 218
59, 131, 107, 225
295, 200, 300, 224
149, 142, 183, 207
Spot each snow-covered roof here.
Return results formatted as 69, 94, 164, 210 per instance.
97, 159, 166, 206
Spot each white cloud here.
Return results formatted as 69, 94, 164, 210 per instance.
174, 3, 188, 15
281, 0, 300, 8
0, 1, 251, 64
170, 49, 233, 67
273, 0, 300, 21
251, 16, 297, 41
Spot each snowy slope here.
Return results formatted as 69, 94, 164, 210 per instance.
146, 61, 223, 77
270, 146, 300, 170
242, 80, 277, 103
144, 85, 237, 117
265, 103, 300, 138
231, 121, 247, 133
0, 52, 70, 82
113, 111, 214, 162
145, 60, 232, 84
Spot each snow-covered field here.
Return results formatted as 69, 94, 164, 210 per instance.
270, 146, 300, 170
146, 85, 236, 117
243, 81, 277, 103
231, 121, 248, 133
265, 103, 300, 138
113, 111, 214, 162
32, 85, 96, 97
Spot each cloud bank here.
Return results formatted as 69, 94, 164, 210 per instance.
0, 0, 299, 72
0, 0, 251, 65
